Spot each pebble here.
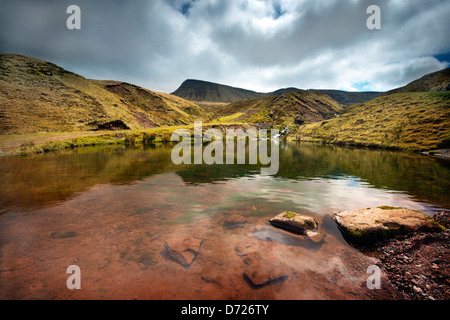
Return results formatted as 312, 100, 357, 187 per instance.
413, 286, 423, 293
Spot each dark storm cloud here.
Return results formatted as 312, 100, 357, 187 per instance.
0, 0, 179, 85
207, 0, 372, 66
0, 0, 449, 92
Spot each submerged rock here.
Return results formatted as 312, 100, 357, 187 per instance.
243, 270, 288, 289
269, 211, 319, 235
252, 225, 326, 250
223, 214, 246, 229
163, 239, 204, 269
51, 231, 78, 239
333, 206, 446, 245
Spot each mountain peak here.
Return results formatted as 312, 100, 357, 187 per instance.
171, 79, 265, 103
172, 79, 382, 105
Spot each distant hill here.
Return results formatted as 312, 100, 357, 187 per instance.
295, 68, 450, 151
0, 54, 207, 134
384, 68, 450, 95
172, 79, 382, 105
307, 89, 382, 105
171, 79, 266, 103
215, 90, 343, 126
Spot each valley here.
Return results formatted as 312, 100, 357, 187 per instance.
0, 53, 449, 157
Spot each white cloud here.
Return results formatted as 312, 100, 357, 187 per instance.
0, 0, 449, 93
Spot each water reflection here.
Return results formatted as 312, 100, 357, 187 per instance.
0, 142, 448, 214
0, 142, 449, 300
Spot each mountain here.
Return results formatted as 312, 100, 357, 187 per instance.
0, 54, 207, 134
296, 68, 450, 151
270, 87, 301, 96
172, 79, 382, 105
307, 89, 382, 105
215, 90, 343, 126
171, 79, 267, 102
384, 68, 450, 95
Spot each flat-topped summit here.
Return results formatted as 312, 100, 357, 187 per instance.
171, 79, 267, 103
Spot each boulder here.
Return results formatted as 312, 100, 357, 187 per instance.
333, 206, 446, 245
269, 211, 319, 235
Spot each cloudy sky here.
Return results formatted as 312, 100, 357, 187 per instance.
0, 0, 449, 93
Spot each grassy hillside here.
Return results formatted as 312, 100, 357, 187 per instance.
0, 54, 207, 134
295, 92, 450, 151
92, 80, 208, 125
214, 90, 343, 125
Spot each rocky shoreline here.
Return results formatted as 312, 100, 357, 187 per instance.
376, 211, 449, 300
421, 149, 450, 159
271, 207, 449, 300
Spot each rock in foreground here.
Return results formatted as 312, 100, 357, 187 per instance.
334, 206, 446, 245
269, 211, 319, 235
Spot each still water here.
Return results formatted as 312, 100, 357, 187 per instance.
0, 142, 448, 299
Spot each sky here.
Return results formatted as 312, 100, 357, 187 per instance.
0, 0, 449, 93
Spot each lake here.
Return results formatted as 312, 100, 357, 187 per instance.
0, 142, 449, 299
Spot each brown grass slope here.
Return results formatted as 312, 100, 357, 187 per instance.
296, 91, 450, 151
215, 90, 344, 125
92, 80, 209, 126
0, 54, 207, 134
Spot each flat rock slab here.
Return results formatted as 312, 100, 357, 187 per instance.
334, 206, 446, 245
269, 211, 319, 235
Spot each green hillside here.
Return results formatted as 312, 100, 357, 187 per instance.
295, 91, 450, 151
0, 54, 207, 134
215, 90, 343, 126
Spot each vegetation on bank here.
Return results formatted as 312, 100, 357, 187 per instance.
0, 122, 258, 157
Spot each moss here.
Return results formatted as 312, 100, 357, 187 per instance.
429, 219, 447, 232
283, 211, 296, 219
346, 228, 367, 239
378, 205, 403, 210
343, 226, 391, 245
